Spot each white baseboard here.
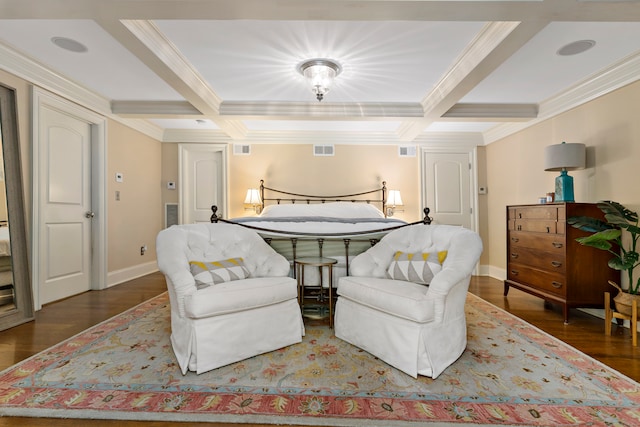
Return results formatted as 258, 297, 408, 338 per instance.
478, 264, 506, 281
107, 260, 159, 288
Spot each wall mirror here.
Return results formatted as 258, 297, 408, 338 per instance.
0, 83, 34, 330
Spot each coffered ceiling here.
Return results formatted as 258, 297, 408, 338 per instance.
0, 0, 639, 145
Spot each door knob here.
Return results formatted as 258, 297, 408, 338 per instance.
85, 211, 95, 218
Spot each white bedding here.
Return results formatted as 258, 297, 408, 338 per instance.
232, 202, 405, 237
228, 203, 408, 287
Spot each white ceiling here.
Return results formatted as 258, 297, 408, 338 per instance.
0, 0, 639, 145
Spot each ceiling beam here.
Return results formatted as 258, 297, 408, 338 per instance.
219, 101, 424, 120
111, 100, 201, 117
3, 1, 640, 22
442, 103, 538, 121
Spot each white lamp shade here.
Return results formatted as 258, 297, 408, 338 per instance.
244, 188, 261, 205
544, 142, 586, 171
387, 190, 403, 206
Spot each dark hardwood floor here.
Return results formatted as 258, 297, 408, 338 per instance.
0, 273, 638, 426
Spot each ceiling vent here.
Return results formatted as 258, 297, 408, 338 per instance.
314, 144, 335, 156
233, 144, 251, 155
398, 146, 416, 157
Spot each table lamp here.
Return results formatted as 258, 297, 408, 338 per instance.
544, 141, 586, 202
244, 188, 262, 214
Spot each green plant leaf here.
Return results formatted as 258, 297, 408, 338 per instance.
622, 251, 639, 265
599, 200, 639, 224
575, 229, 621, 250
567, 216, 613, 233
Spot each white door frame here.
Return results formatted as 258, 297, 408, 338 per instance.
178, 143, 228, 224
31, 87, 107, 310
420, 144, 479, 233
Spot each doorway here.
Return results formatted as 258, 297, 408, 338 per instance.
32, 88, 107, 309
421, 147, 477, 230
178, 144, 227, 224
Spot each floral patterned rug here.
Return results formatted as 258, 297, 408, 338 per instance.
1, 292, 639, 426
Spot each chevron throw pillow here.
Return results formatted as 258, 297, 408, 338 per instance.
189, 258, 250, 289
386, 250, 448, 285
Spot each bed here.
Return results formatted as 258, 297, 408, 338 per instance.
211, 180, 432, 286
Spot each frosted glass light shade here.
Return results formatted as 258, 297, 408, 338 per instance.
544, 142, 586, 171
243, 188, 261, 205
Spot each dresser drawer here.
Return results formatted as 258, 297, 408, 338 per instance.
508, 231, 566, 253
509, 206, 559, 220
507, 263, 566, 297
508, 246, 566, 274
511, 219, 558, 233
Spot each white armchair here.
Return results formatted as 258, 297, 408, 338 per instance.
334, 224, 483, 378
156, 223, 304, 375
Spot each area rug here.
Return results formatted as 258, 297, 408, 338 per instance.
1, 293, 639, 426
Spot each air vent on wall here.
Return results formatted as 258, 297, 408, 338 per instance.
165, 203, 178, 228
398, 146, 416, 157
314, 144, 334, 156
233, 144, 251, 155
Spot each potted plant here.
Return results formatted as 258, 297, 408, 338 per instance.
568, 201, 639, 316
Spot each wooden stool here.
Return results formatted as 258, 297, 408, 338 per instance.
605, 292, 637, 347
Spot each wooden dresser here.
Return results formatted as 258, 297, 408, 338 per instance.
505, 203, 619, 323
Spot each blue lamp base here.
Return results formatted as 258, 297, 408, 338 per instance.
554, 169, 575, 202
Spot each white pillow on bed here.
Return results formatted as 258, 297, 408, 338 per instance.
260, 202, 385, 219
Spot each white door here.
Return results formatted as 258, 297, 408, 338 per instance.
422, 150, 474, 229
179, 144, 227, 224
38, 105, 92, 305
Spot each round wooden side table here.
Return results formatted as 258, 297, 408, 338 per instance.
294, 257, 338, 328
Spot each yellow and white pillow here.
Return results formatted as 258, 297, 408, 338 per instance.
386, 250, 447, 285
189, 258, 250, 289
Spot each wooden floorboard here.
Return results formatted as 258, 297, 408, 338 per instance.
0, 273, 638, 426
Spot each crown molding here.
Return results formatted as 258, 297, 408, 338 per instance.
120, 20, 223, 114
443, 103, 537, 120
414, 132, 484, 146
0, 41, 111, 115
483, 50, 640, 145
120, 118, 165, 141
162, 129, 231, 143
111, 100, 201, 116
220, 101, 424, 119
421, 21, 521, 115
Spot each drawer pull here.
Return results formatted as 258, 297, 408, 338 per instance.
511, 253, 519, 259
551, 261, 562, 268
510, 270, 519, 276
546, 226, 550, 233
551, 281, 563, 289
552, 242, 563, 248
511, 237, 519, 243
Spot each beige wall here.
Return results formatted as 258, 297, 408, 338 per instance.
7, 65, 639, 283
107, 119, 163, 272
161, 143, 423, 223
484, 80, 640, 277
0, 69, 164, 278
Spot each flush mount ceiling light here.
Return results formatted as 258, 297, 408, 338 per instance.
51, 36, 88, 53
297, 58, 342, 102
556, 40, 596, 56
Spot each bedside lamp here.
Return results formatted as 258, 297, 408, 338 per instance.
244, 188, 262, 214
386, 190, 404, 217
544, 141, 586, 203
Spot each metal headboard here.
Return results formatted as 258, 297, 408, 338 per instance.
258, 179, 387, 215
